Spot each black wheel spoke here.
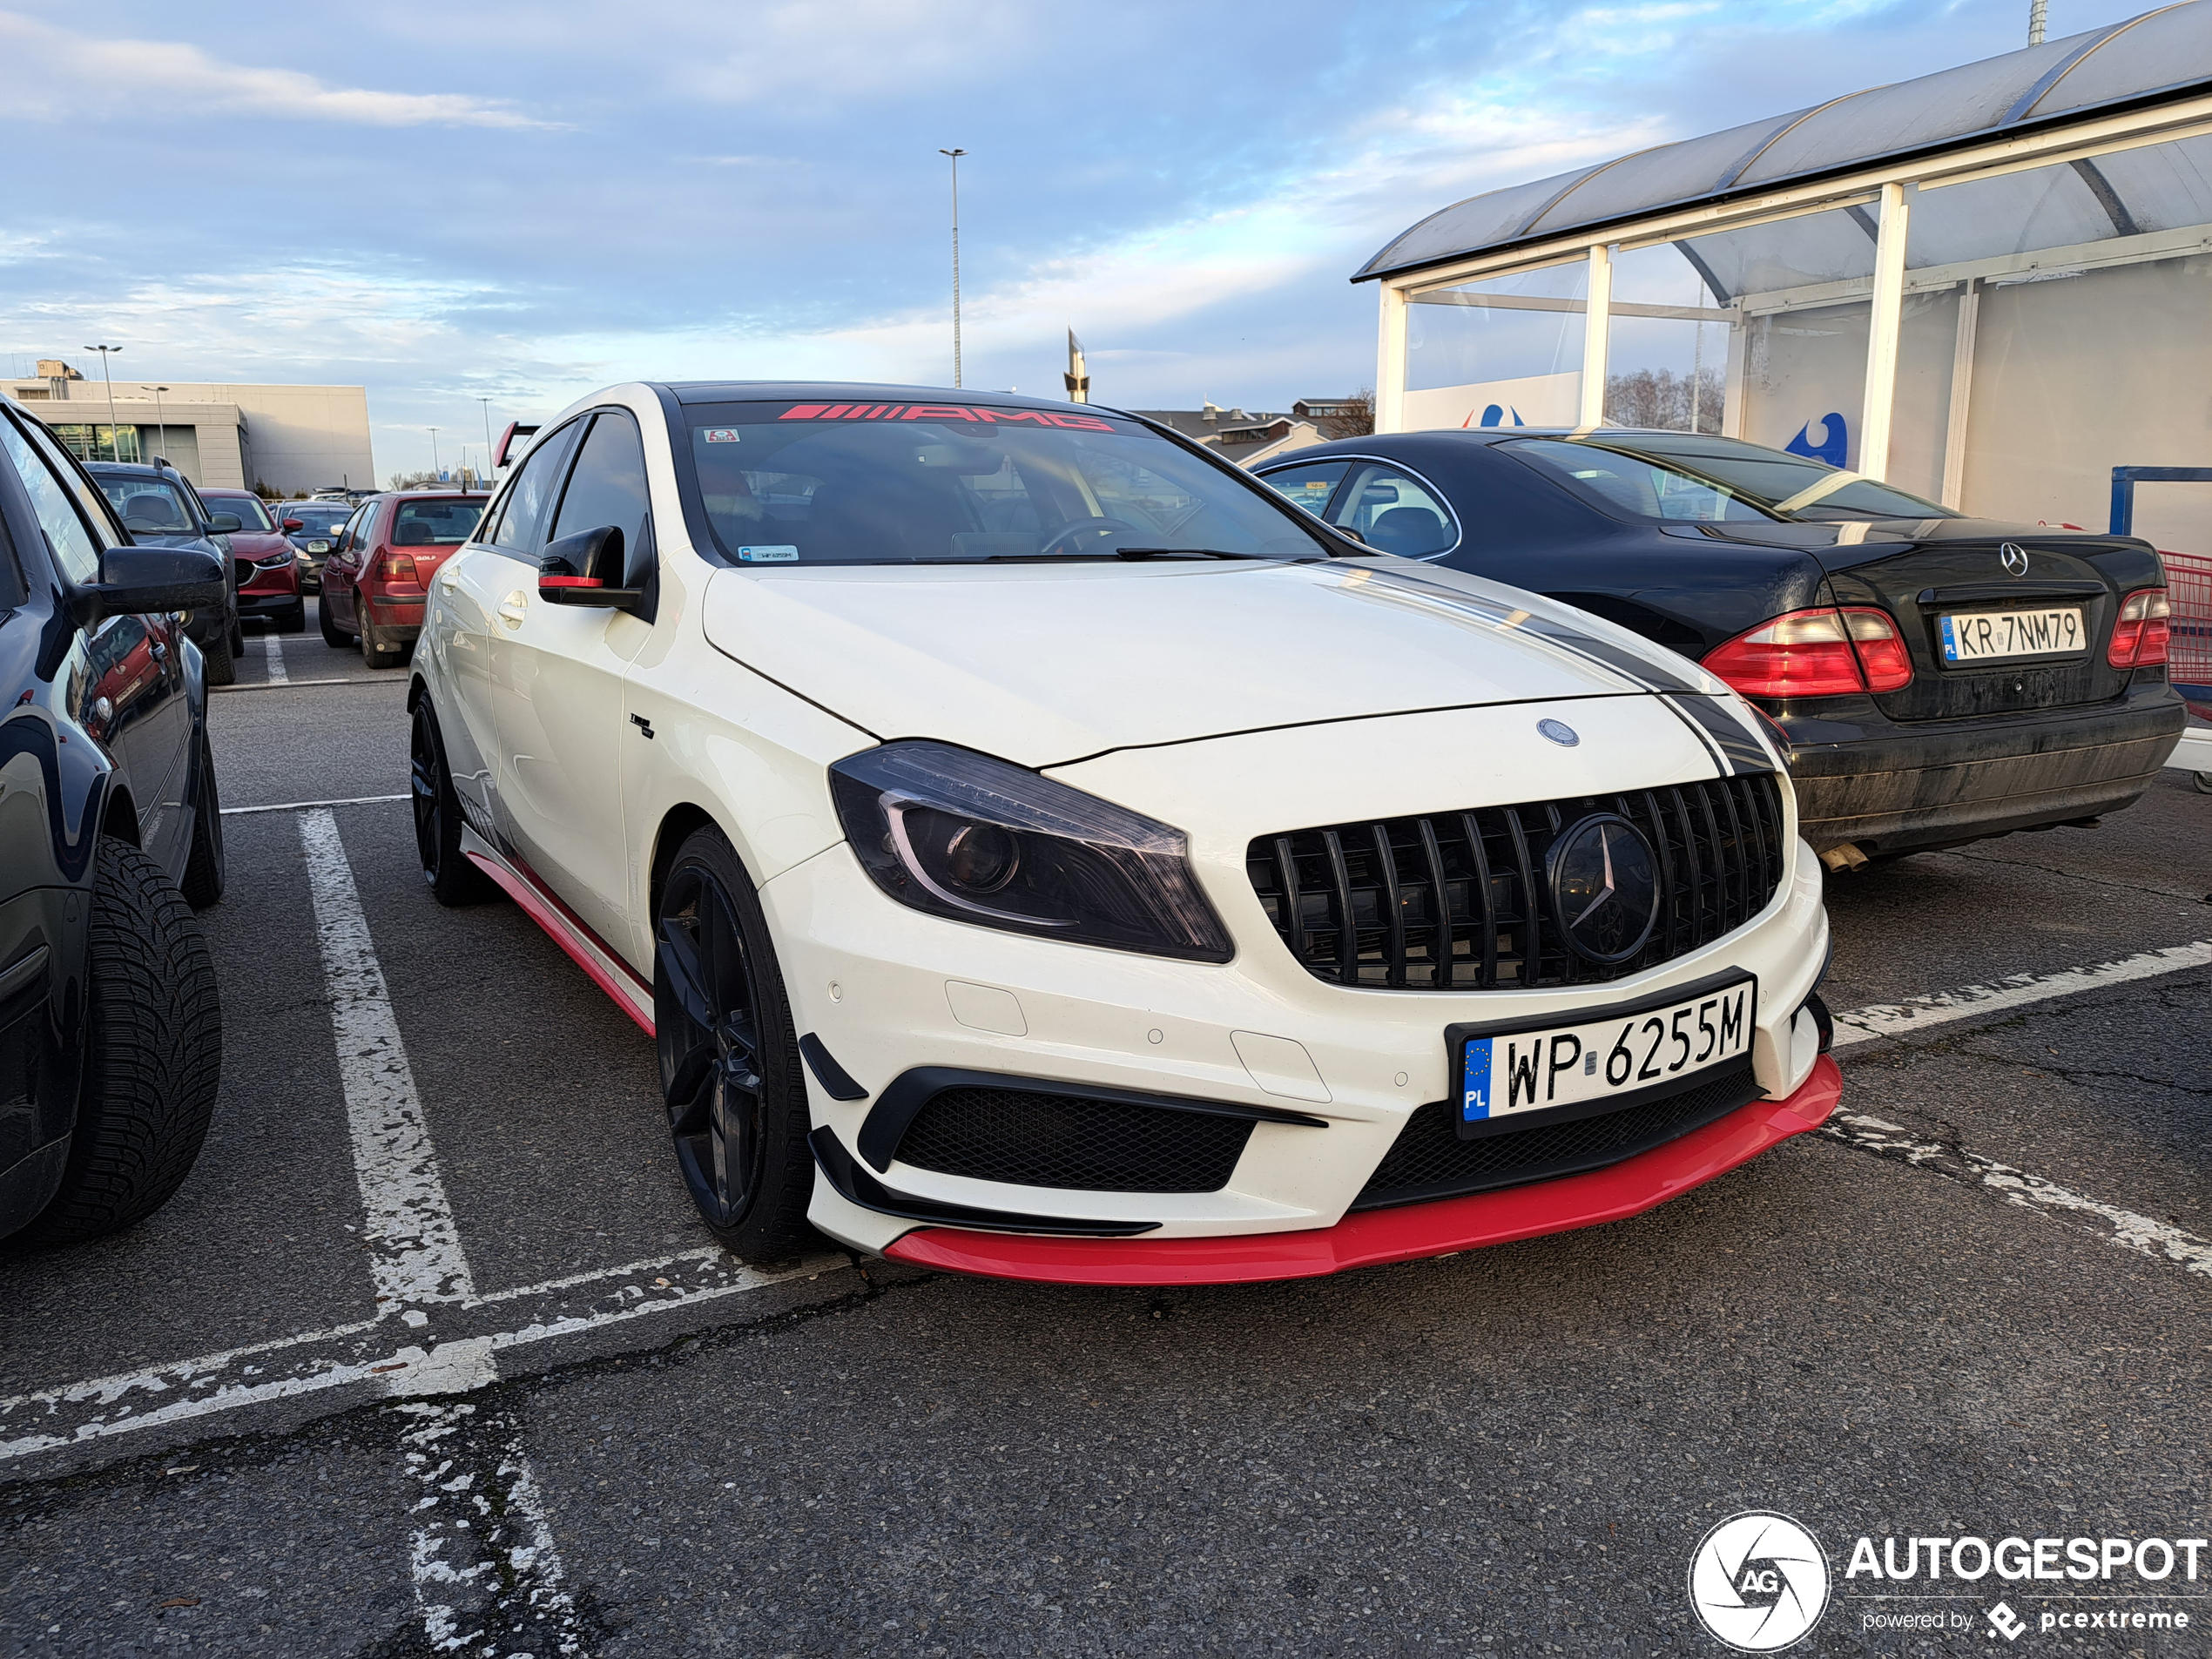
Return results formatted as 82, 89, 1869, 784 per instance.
656, 914, 716, 1031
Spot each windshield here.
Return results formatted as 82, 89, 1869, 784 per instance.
286, 505, 351, 534
683, 401, 1332, 565
98, 477, 196, 534
394, 497, 486, 546
207, 495, 274, 531
1503, 434, 1955, 523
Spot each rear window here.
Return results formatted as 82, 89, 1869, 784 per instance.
1503, 434, 1953, 523
285, 505, 352, 534
392, 498, 487, 546
97, 476, 196, 533
682, 401, 1329, 566
207, 495, 274, 531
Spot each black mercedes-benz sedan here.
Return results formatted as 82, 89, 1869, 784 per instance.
1255, 429, 2186, 864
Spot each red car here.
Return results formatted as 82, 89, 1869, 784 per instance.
199, 488, 306, 634
319, 491, 487, 668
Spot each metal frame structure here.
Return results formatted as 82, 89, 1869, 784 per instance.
1361, 7, 2212, 489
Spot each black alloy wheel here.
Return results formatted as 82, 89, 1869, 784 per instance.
654, 826, 815, 1259
410, 700, 495, 907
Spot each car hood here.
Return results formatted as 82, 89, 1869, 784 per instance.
700, 557, 1716, 765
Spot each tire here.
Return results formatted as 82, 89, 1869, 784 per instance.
411, 699, 496, 906
320, 594, 354, 648
276, 599, 307, 635
179, 732, 226, 909
201, 618, 237, 687
15, 840, 222, 1246
229, 620, 245, 658
361, 616, 405, 670
2195, 770, 2212, 795
655, 825, 817, 1261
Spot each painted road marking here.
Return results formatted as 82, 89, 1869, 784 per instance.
1822, 1111, 2212, 1278
300, 807, 478, 1313
1831, 940, 2212, 1047
399, 1400, 588, 1657
210, 676, 400, 692
264, 633, 288, 684
223, 793, 408, 816
0, 1248, 840, 1461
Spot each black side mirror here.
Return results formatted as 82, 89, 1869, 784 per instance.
69, 547, 226, 627
206, 512, 243, 534
539, 525, 646, 614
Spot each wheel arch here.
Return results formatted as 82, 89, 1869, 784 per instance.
100, 780, 140, 846
647, 801, 720, 924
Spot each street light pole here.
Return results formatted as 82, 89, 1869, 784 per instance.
938, 148, 968, 388
429, 427, 440, 482
142, 386, 171, 463
83, 345, 122, 460
478, 396, 494, 471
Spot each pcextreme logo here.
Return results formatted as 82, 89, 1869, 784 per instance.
1688, 1512, 1831, 1651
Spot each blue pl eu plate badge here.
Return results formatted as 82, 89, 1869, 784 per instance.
736, 545, 799, 563
1462, 1041, 1493, 1123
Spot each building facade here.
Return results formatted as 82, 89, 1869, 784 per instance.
3, 361, 374, 495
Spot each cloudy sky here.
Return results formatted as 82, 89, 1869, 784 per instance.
0, 0, 2153, 479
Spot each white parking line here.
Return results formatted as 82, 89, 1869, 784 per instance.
300, 807, 478, 1316
223, 793, 408, 817
1823, 1111, 2212, 1278
264, 634, 288, 684
1832, 940, 2212, 1046
399, 1401, 587, 1658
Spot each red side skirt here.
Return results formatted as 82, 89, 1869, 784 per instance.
884, 1055, 1843, 1286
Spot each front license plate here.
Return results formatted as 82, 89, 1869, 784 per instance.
1454, 977, 1756, 1136
1939, 606, 2084, 664
307, 540, 330, 553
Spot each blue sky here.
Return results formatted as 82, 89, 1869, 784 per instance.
0, 0, 2154, 479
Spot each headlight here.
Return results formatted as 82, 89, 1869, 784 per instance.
254, 551, 294, 568
828, 741, 1232, 963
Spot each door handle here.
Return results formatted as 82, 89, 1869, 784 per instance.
438, 567, 459, 593
498, 591, 528, 628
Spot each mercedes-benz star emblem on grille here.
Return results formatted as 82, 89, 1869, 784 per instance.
2000, 542, 2030, 576
1546, 813, 1661, 964
1537, 718, 1579, 746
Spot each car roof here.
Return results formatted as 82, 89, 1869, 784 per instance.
1256, 427, 1772, 463
661, 381, 1133, 418
84, 462, 178, 477
384, 489, 487, 500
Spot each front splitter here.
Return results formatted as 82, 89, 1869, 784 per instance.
883, 1055, 1843, 1286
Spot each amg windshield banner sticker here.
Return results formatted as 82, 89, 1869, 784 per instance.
775, 402, 1116, 431
1662, 693, 1773, 777
701, 428, 742, 442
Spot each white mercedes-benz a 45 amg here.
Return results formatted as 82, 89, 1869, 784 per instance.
408, 383, 1841, 1285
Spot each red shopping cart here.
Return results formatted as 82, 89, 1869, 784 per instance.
2166, 549, 2212, 717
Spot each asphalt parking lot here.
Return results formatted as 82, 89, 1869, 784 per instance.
2, 610, 2207, 1658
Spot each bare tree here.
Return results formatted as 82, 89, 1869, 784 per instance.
1603, 368, 1722, 434
1313, 388, 1375, 441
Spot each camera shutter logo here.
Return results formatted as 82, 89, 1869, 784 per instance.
1687, 1512, 1831, 1651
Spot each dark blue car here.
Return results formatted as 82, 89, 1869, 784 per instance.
0, 401, 226, 1244
1255, 428, 2186, 864
84, 461, 244, 686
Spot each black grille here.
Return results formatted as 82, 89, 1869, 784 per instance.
1246, 774, 1784, 991
1352, 1062, 1764, 1211
894, 1088, 1255, 1193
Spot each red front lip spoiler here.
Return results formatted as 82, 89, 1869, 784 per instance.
883, 1055, 1843, 1286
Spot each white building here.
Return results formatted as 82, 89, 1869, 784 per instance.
3, 361, 374, 495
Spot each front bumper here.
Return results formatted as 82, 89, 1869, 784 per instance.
237, 587, 302, 620
1782, 682, 2186, 854
766, 770, 1832, 1267
885, 1055, 1841, 1285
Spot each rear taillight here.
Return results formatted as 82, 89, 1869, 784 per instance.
1703, 606, 1912, 698
2107, 588, 2171, 668
378, 555, 420, 584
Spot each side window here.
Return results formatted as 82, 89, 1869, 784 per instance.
16, 417, 126, 547
549, 412, 653, 582
0, 415, 104, 584
490, 422, 582, 557
336, 503, 371, 558
1331, 463, 1458, 559
1258, 460, 1352, 517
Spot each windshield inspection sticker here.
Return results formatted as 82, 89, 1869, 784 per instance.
702, 428, 742, 443
736, 545, 799, 563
